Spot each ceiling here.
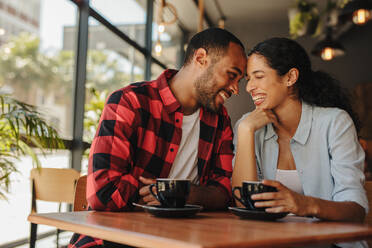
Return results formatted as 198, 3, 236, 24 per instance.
163, 0, 329, 47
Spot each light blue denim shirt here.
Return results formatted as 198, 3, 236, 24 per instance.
234, 102, 368, 248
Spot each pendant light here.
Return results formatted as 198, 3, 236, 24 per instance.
311, 27, 345, 61
339, 0, 372, 25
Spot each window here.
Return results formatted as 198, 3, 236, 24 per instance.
0, 0, 76, 245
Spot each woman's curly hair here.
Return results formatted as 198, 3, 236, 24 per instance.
248, 37, 360, 132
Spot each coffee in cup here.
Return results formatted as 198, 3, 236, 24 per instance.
149, 179, 190, 208
232, 181, 277, 211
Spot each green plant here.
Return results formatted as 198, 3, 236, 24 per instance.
289, 0, 320, 38
0, 94, 64, 199
83, 87, 108, 158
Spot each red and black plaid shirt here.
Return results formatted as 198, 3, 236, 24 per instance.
69, 69, 234, 248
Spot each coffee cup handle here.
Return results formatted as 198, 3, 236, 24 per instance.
149, 184, 160, 202
232, 187, 246, 206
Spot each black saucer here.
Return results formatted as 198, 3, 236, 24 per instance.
137, 204, 203, 218
228, 207, 288, 221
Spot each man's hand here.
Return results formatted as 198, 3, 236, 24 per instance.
138, 176, 159, 205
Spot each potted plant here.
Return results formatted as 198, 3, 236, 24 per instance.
0, 94, 64, 199
289, 0, 321, 38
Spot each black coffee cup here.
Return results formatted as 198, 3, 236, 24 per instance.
232, 181, 277, 211
149, 179, 191, 208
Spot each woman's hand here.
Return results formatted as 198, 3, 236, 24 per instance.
251, 180, 315, 217
238, 108, 278, 133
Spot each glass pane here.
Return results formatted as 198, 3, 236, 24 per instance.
0, 0, 75, 245
152, 0, 183, 69
83, 18, 146, 161
0, 0, 76, 140
90, 0, 147, 47
0, 151, 72, 245
151, 62, 164, 80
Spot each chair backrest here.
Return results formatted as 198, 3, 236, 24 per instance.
30, 168, 80, 204
73, 175, 88, 211
365, 181, 372, 225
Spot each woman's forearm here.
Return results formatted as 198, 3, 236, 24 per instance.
306, 196, 365, 222
232, 127, 258, 189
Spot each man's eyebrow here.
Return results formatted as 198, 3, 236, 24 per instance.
252, 70, 264, 74
232, 67, 243, 75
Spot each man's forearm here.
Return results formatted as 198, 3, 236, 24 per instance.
187, 184, 230, 210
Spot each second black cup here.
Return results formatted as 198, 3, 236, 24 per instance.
232, 181, 277, 211
149, 179, 191, 208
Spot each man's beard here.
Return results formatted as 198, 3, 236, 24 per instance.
194, 64, 220, 113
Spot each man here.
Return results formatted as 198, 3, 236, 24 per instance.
69, 27, 247, 248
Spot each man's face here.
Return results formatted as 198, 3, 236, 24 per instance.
194, 42, 247, 112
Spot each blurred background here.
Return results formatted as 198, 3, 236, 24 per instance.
0, 0, 371, 247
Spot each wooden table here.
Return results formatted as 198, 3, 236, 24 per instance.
28, 211, 372, 248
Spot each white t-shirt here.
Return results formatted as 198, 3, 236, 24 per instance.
275, 169, 304, 194
168, 109, 200, 184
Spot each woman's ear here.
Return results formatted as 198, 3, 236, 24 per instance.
286, 68, 299, 87
193, 48, 208, 67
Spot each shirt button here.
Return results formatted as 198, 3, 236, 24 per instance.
170, 148, 174, 152
176, 119, 179, 123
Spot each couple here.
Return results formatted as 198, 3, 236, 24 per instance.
69, 28, 367, 248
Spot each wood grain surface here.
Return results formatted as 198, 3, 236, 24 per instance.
28, 211, 372, 248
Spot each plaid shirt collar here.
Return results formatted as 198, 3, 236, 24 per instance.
156, 69, 182, 114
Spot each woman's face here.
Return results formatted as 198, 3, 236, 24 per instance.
246, 53, 290, 110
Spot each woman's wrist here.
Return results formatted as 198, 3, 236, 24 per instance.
238, 122, 256, 133
306, 196, 320, 217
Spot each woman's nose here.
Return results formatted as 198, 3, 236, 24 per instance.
246, 79, 254, 93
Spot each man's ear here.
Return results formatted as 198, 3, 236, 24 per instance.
286, 68, 299, 87
193, 48, 209, 68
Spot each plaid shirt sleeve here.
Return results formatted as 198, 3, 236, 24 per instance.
86, 88, 140, 211
201, 107, 234, 199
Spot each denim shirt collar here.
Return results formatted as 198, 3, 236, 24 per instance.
264, 101, 313, 145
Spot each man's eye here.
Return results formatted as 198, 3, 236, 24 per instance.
228, 72, 237, 79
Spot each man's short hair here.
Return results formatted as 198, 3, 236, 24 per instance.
183, 28, 245, 66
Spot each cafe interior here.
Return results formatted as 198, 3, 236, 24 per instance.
0, 0, 372, 247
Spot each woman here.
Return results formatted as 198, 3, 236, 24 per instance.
232, 38, 367, 226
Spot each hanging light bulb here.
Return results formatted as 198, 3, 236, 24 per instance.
155, 39, 162, 56
311, 27, 345, 61
352, 8, 371, 24
321, 47, 335, 61
158, 22, 165, 33
339, 0, 372, 25
0, 28, 5, 36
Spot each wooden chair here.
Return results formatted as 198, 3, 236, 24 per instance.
364, 181, 372, 247
73, 175, 88, 211
30, 168, 80, 248
365, 181, 372, 223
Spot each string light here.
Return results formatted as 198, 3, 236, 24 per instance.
158, 23, 165, 33
0, 28, 5, 36
155, 39, 162, 56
